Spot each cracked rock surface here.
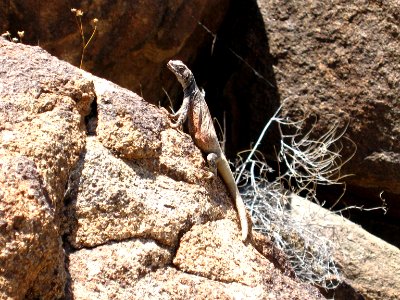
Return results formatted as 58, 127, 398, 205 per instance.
0, 39, 322, 299
0, 38, 94, 299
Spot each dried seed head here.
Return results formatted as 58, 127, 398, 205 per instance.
91, 18, 98, 28
17, 31, 24, 38
71, 8, 83, 17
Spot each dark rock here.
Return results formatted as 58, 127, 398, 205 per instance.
1, 0, 229, 104
257, 0, 400, 203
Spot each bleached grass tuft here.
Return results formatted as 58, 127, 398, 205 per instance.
232, 104, 356, 289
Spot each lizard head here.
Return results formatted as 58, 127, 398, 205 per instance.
167, 60, 194, 88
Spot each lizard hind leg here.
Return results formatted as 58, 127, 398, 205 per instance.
206, 152, 218, 177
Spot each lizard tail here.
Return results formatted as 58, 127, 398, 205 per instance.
218, 155, 250, 241
237, 194, 249, 241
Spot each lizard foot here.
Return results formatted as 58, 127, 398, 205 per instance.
160, 108, 184, 130
203, 170, 216, 180
206, 153, 218, 178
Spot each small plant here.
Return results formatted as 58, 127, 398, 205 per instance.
1, 30, 24, 43
233, 103, 355, 289
1, 31, 11, 41
71, 8, 98, 69
233, 102, 385, 288
17, 31, 24, 43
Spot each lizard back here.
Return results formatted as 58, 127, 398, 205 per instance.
188, 89, 221, 155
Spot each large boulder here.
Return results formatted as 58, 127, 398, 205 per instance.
256, 0, 400, 216
0, 156, 65, 300
290, 195, 400, 300
63, 71, 323, 299
68, 220, 323, 299
0, 39, 94, 299
1, 39, 323, 299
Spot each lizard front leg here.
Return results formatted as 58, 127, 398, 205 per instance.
169, 96, 190, 128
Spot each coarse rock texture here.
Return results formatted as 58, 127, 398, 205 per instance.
174, 219, 277, 286
68, 222, 322, 300
68, 239, 173, 299
2, 1, 399, 297
1, 0, 229, 103
0, 41, 94, 212
257, 0, 400, 216
94, 78, 167, 160
1, 40, 324, 299
63, 136, 232, 249
0, 39, 94, 298
290, 195, 400, 300
0, 156, 65, 300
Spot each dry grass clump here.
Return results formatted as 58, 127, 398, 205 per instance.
233, 104, 356, 289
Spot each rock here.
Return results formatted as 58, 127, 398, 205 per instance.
192, 0, 400, 238
0, 39, 95, 213
63, 73, 240, 249
92, 77, 167, 160
2, 1, 399, 296
64, 136, 232, 249
63, 71, 323, 297
68, 222, 323, 300
0, 156, 65, 300
174, 219, 322, 300
1, 0, 229, 103
1, 39, 323, 299
174, 219, 275, 286
68, 239, 172, 299
134, 268, 264, 300
256, 0, 400, 214
290, 195, 400, 300
0, 39, 94, 299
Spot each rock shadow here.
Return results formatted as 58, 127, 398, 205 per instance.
193, 0, 281, 159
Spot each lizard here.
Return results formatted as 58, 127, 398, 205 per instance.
166, 59, 250, 241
